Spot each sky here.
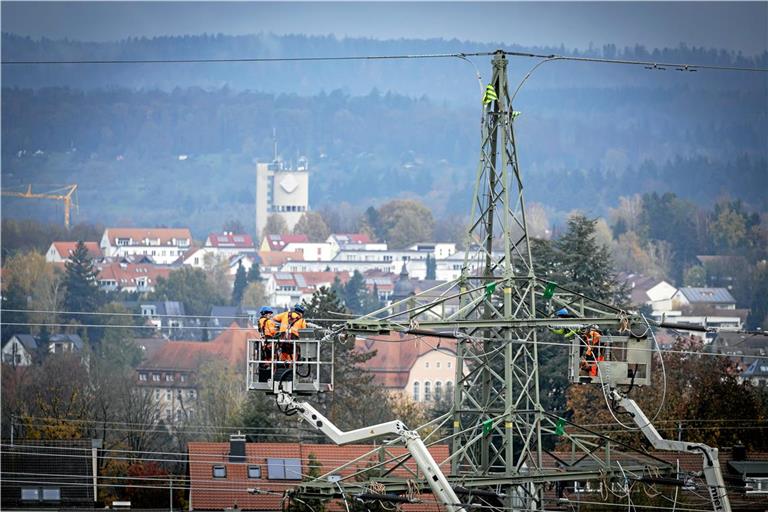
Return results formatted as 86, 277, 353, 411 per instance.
2, 1, 767, 55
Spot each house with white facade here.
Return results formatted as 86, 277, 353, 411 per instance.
406, 242, 457, 260
45, 241, 103, 263
2, 335, 38, 366
204, 232, 256, 258
260, 234, 310, 252
96, 262, 172, 293
646, 280, 678, 314
327, 233, 387, 253
100, 228, 192, 265
264, 271, 350, 309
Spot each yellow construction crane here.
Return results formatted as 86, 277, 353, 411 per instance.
1, 184, 79, 229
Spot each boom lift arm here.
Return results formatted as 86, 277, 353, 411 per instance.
275, 391, 466, 512
611, 390, 731, 512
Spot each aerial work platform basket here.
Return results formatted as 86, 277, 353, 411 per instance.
247, 328, 334, 395
568, 332, 652, 387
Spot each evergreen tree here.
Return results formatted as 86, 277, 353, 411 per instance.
1, 283, 28, 342
343, 271, 367, 314
556, 214, 626, 305
425, 253, 437, 280
301, 287, 391, 428
246, 260, 262, 282
232, 261, 248, 306
63, 240, 102, 321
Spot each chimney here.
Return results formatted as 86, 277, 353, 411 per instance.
229, 433, 246, 463
732, 445, 746, 461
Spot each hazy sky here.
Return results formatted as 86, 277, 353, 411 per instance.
2, 1, 767, 55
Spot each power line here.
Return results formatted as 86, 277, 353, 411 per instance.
1, 51, 493, 65
5, 318, 766, 360
2, 49, 766, 74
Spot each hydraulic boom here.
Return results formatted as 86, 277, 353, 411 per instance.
612, 390, 731, 512
275, 391, 466, 512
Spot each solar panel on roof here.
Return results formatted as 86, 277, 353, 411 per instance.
294, 275, 307, 288
234, 236, 245, 242
275, 272, 293, 279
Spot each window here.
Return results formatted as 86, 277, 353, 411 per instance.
424, 382, 432, 401
574, 481, 602, 493
413, 382, 420, 401
446, 381, 454, 401
165, 374, 174, 382
180, 375, 186, 383
188, 389, 196, 399
436, 362, 441, 369
152, 373, 160, 382
447, 361, 452, 369
267, 458, 302, 480
166, 390, 172, 400
425, 362, 430, 368
746, 477, 768, 494
435, 381, 442, 402
21, 488, 40, 501
139, 373, 147, 381
42, 488, 61, 501
248, 465, 262, 479
212, 465, 227, 478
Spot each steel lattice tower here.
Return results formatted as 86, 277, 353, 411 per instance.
295, 50, 670, 512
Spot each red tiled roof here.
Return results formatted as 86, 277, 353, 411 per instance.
207, 233, 255, 248
188, 441, 449, 511
355, 333, 457, 388
96, 262, 172, 286
104, 227, 192, 245
258, 250, 303, 267
138, 323, 255, 372
264, 234, 310, 251
51, 241, 103, 259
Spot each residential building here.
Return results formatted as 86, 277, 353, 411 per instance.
180, 246, 211, 268
257, 250, 304, 273
136, 301, 198, 340
48, 334, 84, 355
260, 234, 310, 252
672, 287, 737, 310
2, 334, 38, 366
645, 280, 678, 313
228, 253, 260, 276
327, 233, 387, 253
1, 440, 97, 508
45, 241, 103, 263
264, 271, 350, 309
204, 232, 256, 258
741, 360, 768, 387
1, 334, 84, 366
135, 323, 256, 425
100, 227, 192, 264
355, 332, 462, 402
95, 261, 172, 293
255, 159, 309, 236
709, 332, 768, 374
188, 438, 449, 512
407, 242, 457, 259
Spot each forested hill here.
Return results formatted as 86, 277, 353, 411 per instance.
3, 32, 767, 100
2, 33, 766, 235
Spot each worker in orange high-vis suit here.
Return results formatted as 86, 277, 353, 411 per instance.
580, 325, 604, 377
257, 306, 279, 359
273, 304, 308, 361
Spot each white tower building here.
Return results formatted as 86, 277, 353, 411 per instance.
255, 156, 309, 236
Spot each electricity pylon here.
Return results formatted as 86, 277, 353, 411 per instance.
295, 51, 667, 511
